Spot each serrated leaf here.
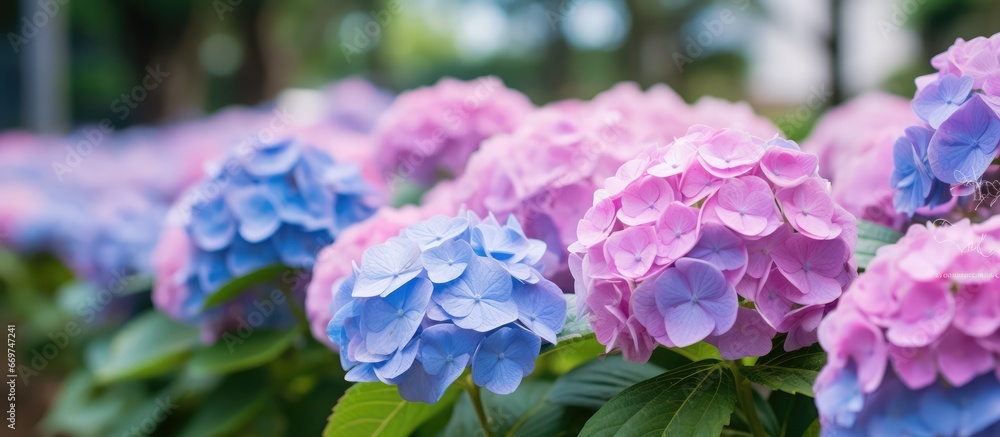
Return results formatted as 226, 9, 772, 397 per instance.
203, 264, 297, 309
188, 329, 297, 376
96, 311, 201, 383
324, 382, 459, 437
741, 344, 826, 397
547, 356, 664, 409
803, 419, 821, 437
580, 360, 737, 437
855, 220, 902, 269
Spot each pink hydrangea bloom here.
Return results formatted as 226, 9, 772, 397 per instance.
373, 77, 533, 186
802, 92, 921, 230
570, 126, 856, 362
424, 82, 779, 289
815, 216, 1000, 433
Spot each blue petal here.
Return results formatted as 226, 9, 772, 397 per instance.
334, 193, 376, 231
472, 223, 530, 262
417, 324, 481, 377
395, 360, 457, 404
816, 366, 864, 429
270, 225, 332, 268
471, 326, 540, 394
913, 74, 974, 128
511, 280, 566, 344
928, 95, 1000, 184
434, 257, 517, 332
361, 277, 433, 355
196, 251, 232, 295
244, 140, 301, 177
421, 239, 473, 283
375, 336, 420, 381
188, 193, 236, 251
406, 215, 470, 250
327, 300, 359, 348
226, 236, 281, 277
225, 186, 282, 243
345, 362, 379, 382
353, 237, 424, 297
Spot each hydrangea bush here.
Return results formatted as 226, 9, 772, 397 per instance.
569, 126, 857, 362
815, 218, 1000, 436
892, 32, 1000, 217
153, 139, 379, 335
327, 212, 566, 403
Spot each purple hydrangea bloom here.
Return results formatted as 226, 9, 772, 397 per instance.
328, 212, 566, 403
912, 74, 974, 129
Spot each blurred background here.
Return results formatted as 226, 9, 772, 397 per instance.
1, 0, 999, 435
3, 0, 998, 139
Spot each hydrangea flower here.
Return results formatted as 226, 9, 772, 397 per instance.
373, 77, 533, 186
802, 93, 921, 230
892, 33, 1000, 217
327, 212, 566, 403
423, 82, 778, 291
153, 139, 379, 337
815, 217, 1000, 436
569, 126, 856, 363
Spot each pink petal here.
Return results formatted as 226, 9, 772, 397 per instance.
679, 160, 723, 204
577, 196, 618, 247
618, 176, 676, 225
755, 270, 795, 328
605, 156, 650, 196
604, 226, 658, 279
888, 345, 938, 390
780, 305, 823, 351
697, 129, 764, 177
653, 202, 700, 263
707, 307, 776, 360
745, 224, 791, 278
885, 282, 954, 348
953, 282, 1000, 337
936, 328, 995, 387
776, 179, 841, 239
760, 146, 818, 187
647, 137, 698, 177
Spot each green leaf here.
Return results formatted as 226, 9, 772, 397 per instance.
803, 419, 821, 437
179, 373, 271, 437
324, 382, 460, 437
741, 343, 826, 397
42, 370, 145, 436
547, 356, 664, 409
95, 311, 201, 383
203, 264, 297, 309
442, 381, 571, 437
855, 220, 903, 269
188, 329, 297, 376
674, 341, 723, 362
580, 360, 738, 437
768, 391, 819, 437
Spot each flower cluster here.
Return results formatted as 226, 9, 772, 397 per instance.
328, 212, 566, 403
815, 217, 1000, 435
153, 139, 379, 330
373, 76, 533, 186
423, 82, 778, 289
569, 126, 857, 362
892, 32, 1000, 216
803, 92, 920, 230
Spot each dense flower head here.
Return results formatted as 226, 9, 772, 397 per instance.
373, 76, 533, 186
327, 211, 567, 403
815, 217, 1000, 436
423, 82, 779, 289
569, 126, 856, 362
803, 92, 920, 230
893, 32, 1000, 217
153, 139, 379, 334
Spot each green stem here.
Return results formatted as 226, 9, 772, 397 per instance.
730, 361, 768, 437
464, 376, 493, 437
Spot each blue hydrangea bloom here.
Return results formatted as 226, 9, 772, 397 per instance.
175, 139, 378, 321
891, 126, 953, 216
928, 95, 1000, 185
912, 74, 974, 129
819, 372, 1000, 437
328, 212, 567, 403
